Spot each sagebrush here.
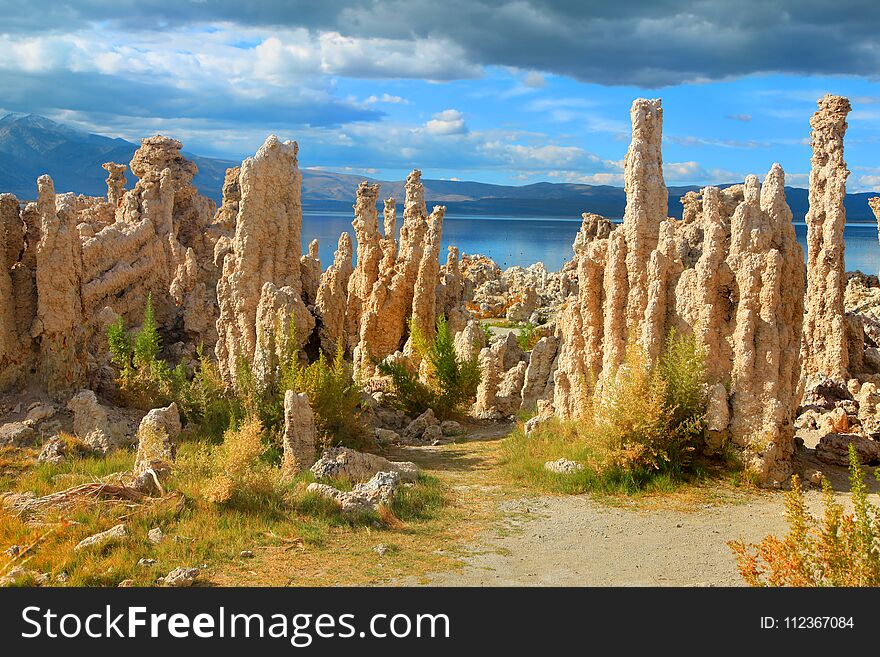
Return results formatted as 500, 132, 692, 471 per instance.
729, 444, 880, 586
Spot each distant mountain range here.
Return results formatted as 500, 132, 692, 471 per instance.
2, 112, 879, 222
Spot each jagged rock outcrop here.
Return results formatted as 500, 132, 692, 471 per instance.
133, 403, 180, 477
521, 335, 559, 411
474, 332, 527, 418
35, 177, 86, 398
315, 232, 354, 355
453, 319, 486, 363
437, 246, 470, 334
623, 99, 667, 341
551, 98, 805, 483
345, 182, 383, 352
871, 197, 880, 255
0, 194, 28, 389
803, 95, 852, 381
282, 390, 317, 477
354, 171, 447, 380
215, 136, 310, 387
300, 239, 321, 306
252, 282, 315, 388
102, 163, 127, 208
67, 389, 140, 452
307, 470, 400, 514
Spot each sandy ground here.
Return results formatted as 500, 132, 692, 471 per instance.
411, 494, 789, 586
395, 428, 861, 587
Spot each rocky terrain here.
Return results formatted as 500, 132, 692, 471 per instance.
2, 93, 880, 586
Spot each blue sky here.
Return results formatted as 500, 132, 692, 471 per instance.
1, 1, 880, 190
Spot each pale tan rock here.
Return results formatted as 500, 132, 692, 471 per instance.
554, 231, 609, 419
315, 232, 354, 355
453, 319, 486, 363
306, 470, 400, 514
623, 98, 667, 341
252, 282, 315, 389
67, 389, 138, 452
74, 524, 126, 552
300, 239, 321, 305
133, 403, 180, 477
215, 136, 309, 386
102, 162, 127, 207
310, 446, 419, 482
726, 167, 805, 483
345, 182, 383, 352
409, 204, 445, 349
282, 390, 317, 477
355, 171, 443, 379
35, 177, 86, 398
521, 335, 558, 411
474, 333, 525, 418
803, 95, 852, 381
437, 246, 470, 335
551, 99, 804, 484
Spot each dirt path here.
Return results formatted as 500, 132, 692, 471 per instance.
394, 428, 855, 587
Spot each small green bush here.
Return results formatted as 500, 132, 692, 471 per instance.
377, 316, 480, 419
515, 322, 540, 352
284, 346, 365, 448
502, 330, 708, 493
107, 294, 187, 410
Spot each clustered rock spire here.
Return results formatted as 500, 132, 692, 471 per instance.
551, 98, 805, 483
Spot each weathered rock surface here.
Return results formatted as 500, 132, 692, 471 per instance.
803, 95, 852, 381
551, 98, 805, 483
310, 447, 419, 482
215, 136, 310, 387
66, 390, 139, 452
133, 403, 180, 477
544, 458, 584, 474
307, 470, 401, 514
74, 523, 126, 552
315, 232, 354, 355
816, 432, 880, 466
282, 390, 317, 476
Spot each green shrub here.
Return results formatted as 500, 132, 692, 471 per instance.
502, 330, 708, 493
592, 332, 707, 478
283, 345, 365, 448
377, 315, 480, 419
107, 294, 187, 410
730, 444, 880, 586
515, 322, 540, 352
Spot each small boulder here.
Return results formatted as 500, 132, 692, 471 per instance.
816, 433, 880, 466
374, 428, 401, 446
440, 420, 464, 436
422, 424, 444, 443
25, 402, 56, 425
310, 447, 419, 483
133, 404, 180, 478
147, 527, 165, 545
74, 524, 127, 552
160, 567, 200, 588
0, 421, 36, 447
544, 458, 584, 474
403, 409, 438, 441
307, 470, 402, 514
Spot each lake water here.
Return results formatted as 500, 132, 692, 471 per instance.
302, 211, 880, 275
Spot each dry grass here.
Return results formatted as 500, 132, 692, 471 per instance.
0, 431, 468, 587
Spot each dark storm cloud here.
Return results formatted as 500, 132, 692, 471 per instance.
2, 0, 879, 86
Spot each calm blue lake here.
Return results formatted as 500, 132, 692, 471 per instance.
302, 212, 880, 275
